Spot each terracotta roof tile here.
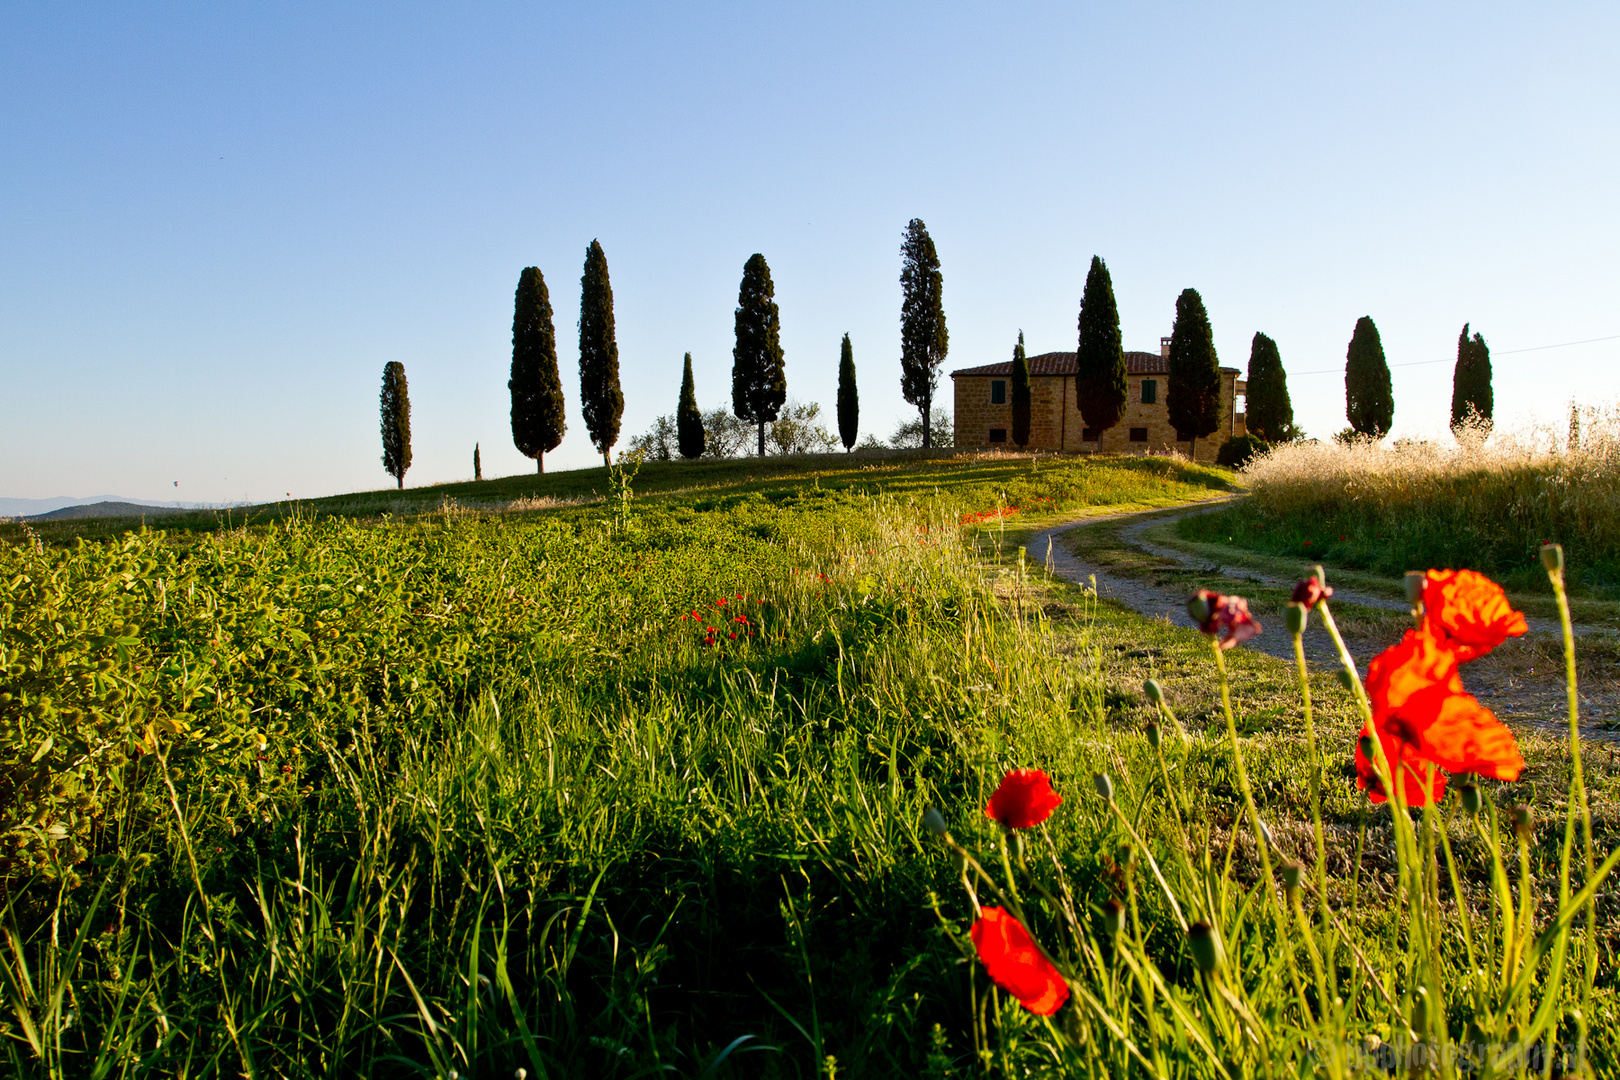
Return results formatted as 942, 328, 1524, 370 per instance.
950, 350, 1238, 378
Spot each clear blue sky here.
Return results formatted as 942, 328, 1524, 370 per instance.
3, 3, 1616, 503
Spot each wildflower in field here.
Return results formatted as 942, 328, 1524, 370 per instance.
1187, 589, 1261, 649
985, 768, 1062, 828
970, 907, 1069, 1015
1291, 575, 1332, 608
1356, 625, 1524, 804
1418, 568, 1528, 662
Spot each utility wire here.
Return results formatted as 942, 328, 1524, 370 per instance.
1287, 333, 1619, 376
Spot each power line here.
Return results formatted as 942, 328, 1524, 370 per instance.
1288, 333, 1618, 376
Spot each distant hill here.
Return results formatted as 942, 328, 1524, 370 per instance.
0, 495, 188, 517
24, 501, 188, 521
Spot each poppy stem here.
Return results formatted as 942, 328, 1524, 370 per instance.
1290, 624, 1331, 930
1545, 545, 1597, 1048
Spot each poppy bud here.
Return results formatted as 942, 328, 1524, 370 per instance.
1102, 899, 1123, 937
1143, 678, 1164, 705
1404, 571, 1426, 606
922, 808, 948, 837
1280, 861, 1304, 893
1144, 722, 1161, 749
1541, 544, 1564, 575
1358, 735, 1375, 761
1284, 602, 1308, 636
1115, 842, 1135, 872
1458, 783, 1482, 816
1187, 921, 1222, 974
1186, 593, 1212, 625
1337, 669, 1356, 691
1512, 804, 1534, 839
1258, 819, 1275, 848
1093, 773, 1114, 802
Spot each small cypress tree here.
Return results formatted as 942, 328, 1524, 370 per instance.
1075, 255, 1127, 438
1451, 323, 1493, 434
732, 253, 786, 456
1166, 289, 1222, 459
473, 443, 482, 481
1010, 331, 1032, 448
510, 266, 567, 473
1345, 316, 1393, 438
677, 352, 705, 459
837, 333, 859, 451
899, 218, 948, 448
379, 361, 411, 489
579, 240, 624, 467
1244, 332, 1293, 442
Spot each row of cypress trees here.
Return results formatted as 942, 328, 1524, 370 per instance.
1343, 316, 1493, 439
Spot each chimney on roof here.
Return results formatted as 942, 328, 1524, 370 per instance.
1160, 336, 1172, 359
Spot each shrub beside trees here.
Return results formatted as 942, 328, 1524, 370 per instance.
837, 333, 858, 451
379, 361, 411, 489
732, 254, 787, 457
1215, 433, 1269, 469
1345, 316, 1393, 438
1011, 331, 1031, 448
1075, 255, 1127, 440
1452, 323, 1493, 434
509, 266, 567, 473
579, 241, 624, 467
1166, 288, 1222, 459
677, 353, 705, 459
1244, 332, 1295, 442
899, 218, 948, 448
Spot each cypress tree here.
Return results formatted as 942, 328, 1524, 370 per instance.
677, 352, 705, 459
732, 253, 786, 456
1451, 323, 1493, 434
510, 266, 567, 473
1011, 331, 1032, 448
1244, 332, 1293, 442
837, 333, 859, 451
379, 361, 411, 489
1166, 288, 1222, 460
1075, 255, 1127, 437
473, 442, 482, 481
899, 218, 948, 448
1345, 316, 1393, 438
579, 240, 624, 467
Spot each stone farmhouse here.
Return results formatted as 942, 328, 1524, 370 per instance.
950, 338, 1246, 462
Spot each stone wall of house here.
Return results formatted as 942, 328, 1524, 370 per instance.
953, 371, 1245, 462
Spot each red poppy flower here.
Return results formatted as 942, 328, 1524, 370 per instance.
970, 907, 1069, 1015
1420, 569, 1528, 662
985, 769, 1062, 829
1356, 627, 1524, 804
1291, 576, 1332, 608
1188, 590, 1262, 649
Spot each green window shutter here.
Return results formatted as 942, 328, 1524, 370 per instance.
1141, 379, 1157, 404
991, 380, 1006, 404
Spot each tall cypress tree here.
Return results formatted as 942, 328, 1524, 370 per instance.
379, 361, 411, 489
509, 266, 566, 473
837, 333, 859, 451
677, 352, 705, 459
1451, 323, 1493, 434
1075, 255, 1127, 438
473, 442, 482, 481
1011, 331, 1032, 448
1345, 316, 1393, 438
732, 253, 786, 456
1244, 332, 1293, 442
579, 240, 624, 467
899, 218, 948, 448
1166, 288, 1222, 460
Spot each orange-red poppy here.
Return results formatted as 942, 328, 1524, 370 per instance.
1356, 625, 1524, 804
985, 769, 1062, 829
970, 907, 1069, 1015
1420, 569, 1528, 662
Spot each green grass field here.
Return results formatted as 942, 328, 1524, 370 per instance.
1, 451, 1615, 1078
